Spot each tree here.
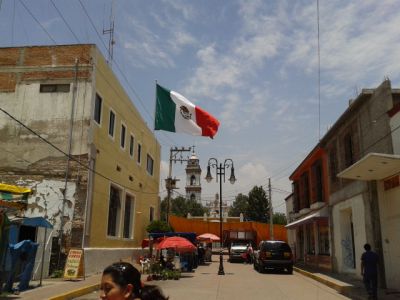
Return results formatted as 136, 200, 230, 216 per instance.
229, 193, 249, 217
146, 220, 173, 233
246, 186, 270, 223
160, 196, 207, 221
273, 212, 287, 225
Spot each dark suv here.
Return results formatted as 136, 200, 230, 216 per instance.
253, 240, 293, 274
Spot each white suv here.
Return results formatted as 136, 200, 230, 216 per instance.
229, 243, 247, 262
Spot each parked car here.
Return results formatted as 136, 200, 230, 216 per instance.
253, 240, 293, 274
228, 242, 247, 262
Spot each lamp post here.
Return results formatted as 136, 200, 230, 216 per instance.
205, 158, 236, 275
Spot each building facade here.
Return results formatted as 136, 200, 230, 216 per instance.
287, 146, 331, 270
287, 79, 400, 288
0, 44, 161, 276
336, 83, 400, 289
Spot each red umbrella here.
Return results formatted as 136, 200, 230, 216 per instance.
156, 236, 196, 252
197, 233, 220, 242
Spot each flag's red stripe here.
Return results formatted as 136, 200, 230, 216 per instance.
195, 106, 220, 138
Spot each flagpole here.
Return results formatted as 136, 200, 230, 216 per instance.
153, 80, 158, 133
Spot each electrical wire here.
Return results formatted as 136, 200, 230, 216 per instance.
0, 107, 159, 195
19, 0, 57, 44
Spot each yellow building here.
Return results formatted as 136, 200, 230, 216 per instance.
0, 44, 160, 275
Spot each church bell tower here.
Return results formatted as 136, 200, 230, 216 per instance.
185, 150, 202, 203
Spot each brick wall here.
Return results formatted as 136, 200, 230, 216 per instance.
0, 45, 93, 92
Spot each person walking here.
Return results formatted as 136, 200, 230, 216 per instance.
361, 243, 379, 300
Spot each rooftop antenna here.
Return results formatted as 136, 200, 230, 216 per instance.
103, 0, 116, 65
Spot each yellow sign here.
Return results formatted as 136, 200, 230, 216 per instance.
63, 248, 85, 280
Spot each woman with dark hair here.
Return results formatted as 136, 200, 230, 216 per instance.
100, 262, 168, 300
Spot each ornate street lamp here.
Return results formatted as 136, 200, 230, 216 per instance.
205, 158, 236, 275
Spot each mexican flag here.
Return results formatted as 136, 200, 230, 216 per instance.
154, 84, 220, 138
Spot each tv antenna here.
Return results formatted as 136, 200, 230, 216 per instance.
103, 0, 116, 65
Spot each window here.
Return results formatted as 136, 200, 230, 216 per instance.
293, 181, 300, 213
306, 223, 315, 255
94, 94, 102, 124
149, 207, 155, 222
318, 223, 330, 255
344, 133, 354, 167
190, 175, 196, 185
146, 154, 154, 175
329, 147, 338, 183
107, 186, 121, 237
120, 124, 126, 149
137, 144, 142, 164
109, 110, 115, 137
123, 194, 135, 239
301, 172, 310, 208
190, 194, 196, 201
312, 160, 323, 203
39, 83, 70, 93
129, 135, 134, 157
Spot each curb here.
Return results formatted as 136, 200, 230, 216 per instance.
48, 283, 100, 300
293, 267, 352, 294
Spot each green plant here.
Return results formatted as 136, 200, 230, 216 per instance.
149, 262, 162, 275
51, 269, 64, 278
146, 220, 173, 233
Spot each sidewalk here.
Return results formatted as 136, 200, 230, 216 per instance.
294, 264, 400, 300
0, 273, 101, 300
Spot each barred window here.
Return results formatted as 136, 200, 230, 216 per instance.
107, 186, 121, 237
123, 194, 135, 239
109, 111, 115, 137
146, 154, 154, 175
40, 83, 70, 93
94, 94, 102, 124
120, 124, 126, 148
129, 135, 134, 157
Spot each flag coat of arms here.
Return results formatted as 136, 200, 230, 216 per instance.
154, 84, 220, 138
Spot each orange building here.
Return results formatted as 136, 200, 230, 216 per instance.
286, 145, 331, 271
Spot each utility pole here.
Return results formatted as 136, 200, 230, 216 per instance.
165, 146, 191, 223
268, 178, 274, 240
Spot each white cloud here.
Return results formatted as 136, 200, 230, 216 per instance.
283, 0, 400, 90
161, 0, 197, 20
237, 161, 270, 191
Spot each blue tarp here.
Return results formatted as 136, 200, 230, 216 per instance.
21, 217, 53, 229
5, 240, 38, 292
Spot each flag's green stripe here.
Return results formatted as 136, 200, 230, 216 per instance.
155, 84, 176, 132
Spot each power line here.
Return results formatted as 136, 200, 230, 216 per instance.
0, 107, 159, 195
19, 0, 57, 44
50, 0, 80, 43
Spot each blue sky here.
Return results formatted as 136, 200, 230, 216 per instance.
1, 0, 400, 213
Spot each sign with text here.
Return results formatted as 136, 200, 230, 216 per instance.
63, 248, 85, 280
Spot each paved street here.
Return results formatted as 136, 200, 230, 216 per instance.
75, 259, 350, 300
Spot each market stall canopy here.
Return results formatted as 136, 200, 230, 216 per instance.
197, 233, 220, 242
156, 236, 196, 252
0, 183, 32, 210
148, 232, 197, 244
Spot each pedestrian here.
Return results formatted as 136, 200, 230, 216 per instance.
246, 243, 253, 264
361, 243, 379, 300
100, 262, 168, 300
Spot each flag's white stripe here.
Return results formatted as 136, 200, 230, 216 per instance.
170, 91, 202, 135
